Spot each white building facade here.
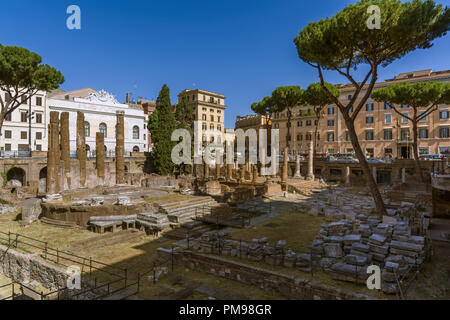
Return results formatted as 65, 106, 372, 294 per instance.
47, 89, 148, 156
0, 89, 49, 155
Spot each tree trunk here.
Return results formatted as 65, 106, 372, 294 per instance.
412, 120, 424, 183
345, 118, 387, 218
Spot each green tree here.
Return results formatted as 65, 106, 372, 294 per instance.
294, 0, 449, 217
271, 86, 304, 150
302, 82, 340, 154
174, 96, 194, 175
0, 45, 64, 135
148, 84, 177, 175
372, 81, 450, 182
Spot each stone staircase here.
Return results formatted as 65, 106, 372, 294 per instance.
40, 217, 81, 229
157, 196, 218, 225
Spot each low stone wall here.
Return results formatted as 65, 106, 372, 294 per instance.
0, 244, 68, 290
157, 248, 375, 300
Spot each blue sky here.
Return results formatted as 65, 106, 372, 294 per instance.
1, 0, 449, 128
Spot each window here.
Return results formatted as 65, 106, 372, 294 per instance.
327, 106, 335, 115
365, 130, 374, 140
202, 107, 207, 111
36, 132, 42, 140
217, 110, 221, 114
202, 114, 206, 121
419, 128, 428, 139
36, 97, 42, 106
133, 146, 140, 152
402, 113, 409, 123
439, 147, 450, 154
297, 121, 302, 127
385, 114, 392, 124
203, 95, 206, 101
366, 116, 374, 124
345, 131, 350, 141
366, 103, 374, 111
306, 120, 311, 126
297, 134, 302, 141
84, 121, 90, 137
202, 123, 207, 130
36, 144, 42, 151
401, 128, 410, 141
217, 116, 221, 122
210, 124, 214, 130
384, 102, 392, 110
210, 115, 214, 122
99, 123, 107, 136
401, 104, 409, 108
347, 95, 352, 101
419, 147, 429, 155
4, 130, 11, 139
419, 111, 427, 122
306, 133, 312, 141
217, 125, 221, 131
327, 132, 334, 142
210, 109, 214, 113
5, 113, 11, 121
192, 95, 195, 101
440, 110, 449, 120
328, 119, 334, 127
36, 113, 42, 124
218, 99, 221, 104
366, 148, 374, 157
439, 127, 449, 138
384, 129, 392, 140
21, 131, 27, 139
21, 112, 27, 122
133, 126, 140, 139
5, 144, 11, 151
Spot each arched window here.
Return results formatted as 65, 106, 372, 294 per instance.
133, 146, 140, 152
133, 126, 139, 139
99, 123, 107, 137
84, 121, 90, 137
85, 144, 90, 156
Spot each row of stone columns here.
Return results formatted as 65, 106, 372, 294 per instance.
46, 111, 125, 194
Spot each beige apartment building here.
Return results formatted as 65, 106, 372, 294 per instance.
268, 69, 450, 159
178, 89, 226, 143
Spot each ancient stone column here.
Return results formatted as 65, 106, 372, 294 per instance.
96, 132, 105, 186
294, 155, 301, 178
215, 163, 221, 180
306, 142, 314, 181
402, 168, 406, 184
345, 166, 350, 185
372, 166, 377, 182
115, 112, 125, 185
204, 163, 209, 180
76, 111, 86, 188
281, 147, 288, 183
239, 164, 245, 181
46, 112, 60, 194
60, 112, 71, 190
226, 164, 233, 181
252, 164, 258, 183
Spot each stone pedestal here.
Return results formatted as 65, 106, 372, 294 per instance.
60, 112, 71, 190
115, 112, 125, 185
96, 132, 105, 186
76, 111, 87, 188
306, 142, 314, 181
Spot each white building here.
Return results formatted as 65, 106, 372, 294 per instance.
0, 89, 48, 155
47, 88, 148, 156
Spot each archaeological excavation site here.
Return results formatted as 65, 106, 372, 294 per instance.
0, 112, 449, 302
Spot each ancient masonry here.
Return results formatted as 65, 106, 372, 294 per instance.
76, 111, 87, 188
96, 132, 105, 186
46, 111, 60, 194
115, 111, 125, 185
60, 112, 71, 190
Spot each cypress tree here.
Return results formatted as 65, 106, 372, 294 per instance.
148, 84, 176, 175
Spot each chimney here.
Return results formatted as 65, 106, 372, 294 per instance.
126, 92, 130, 104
